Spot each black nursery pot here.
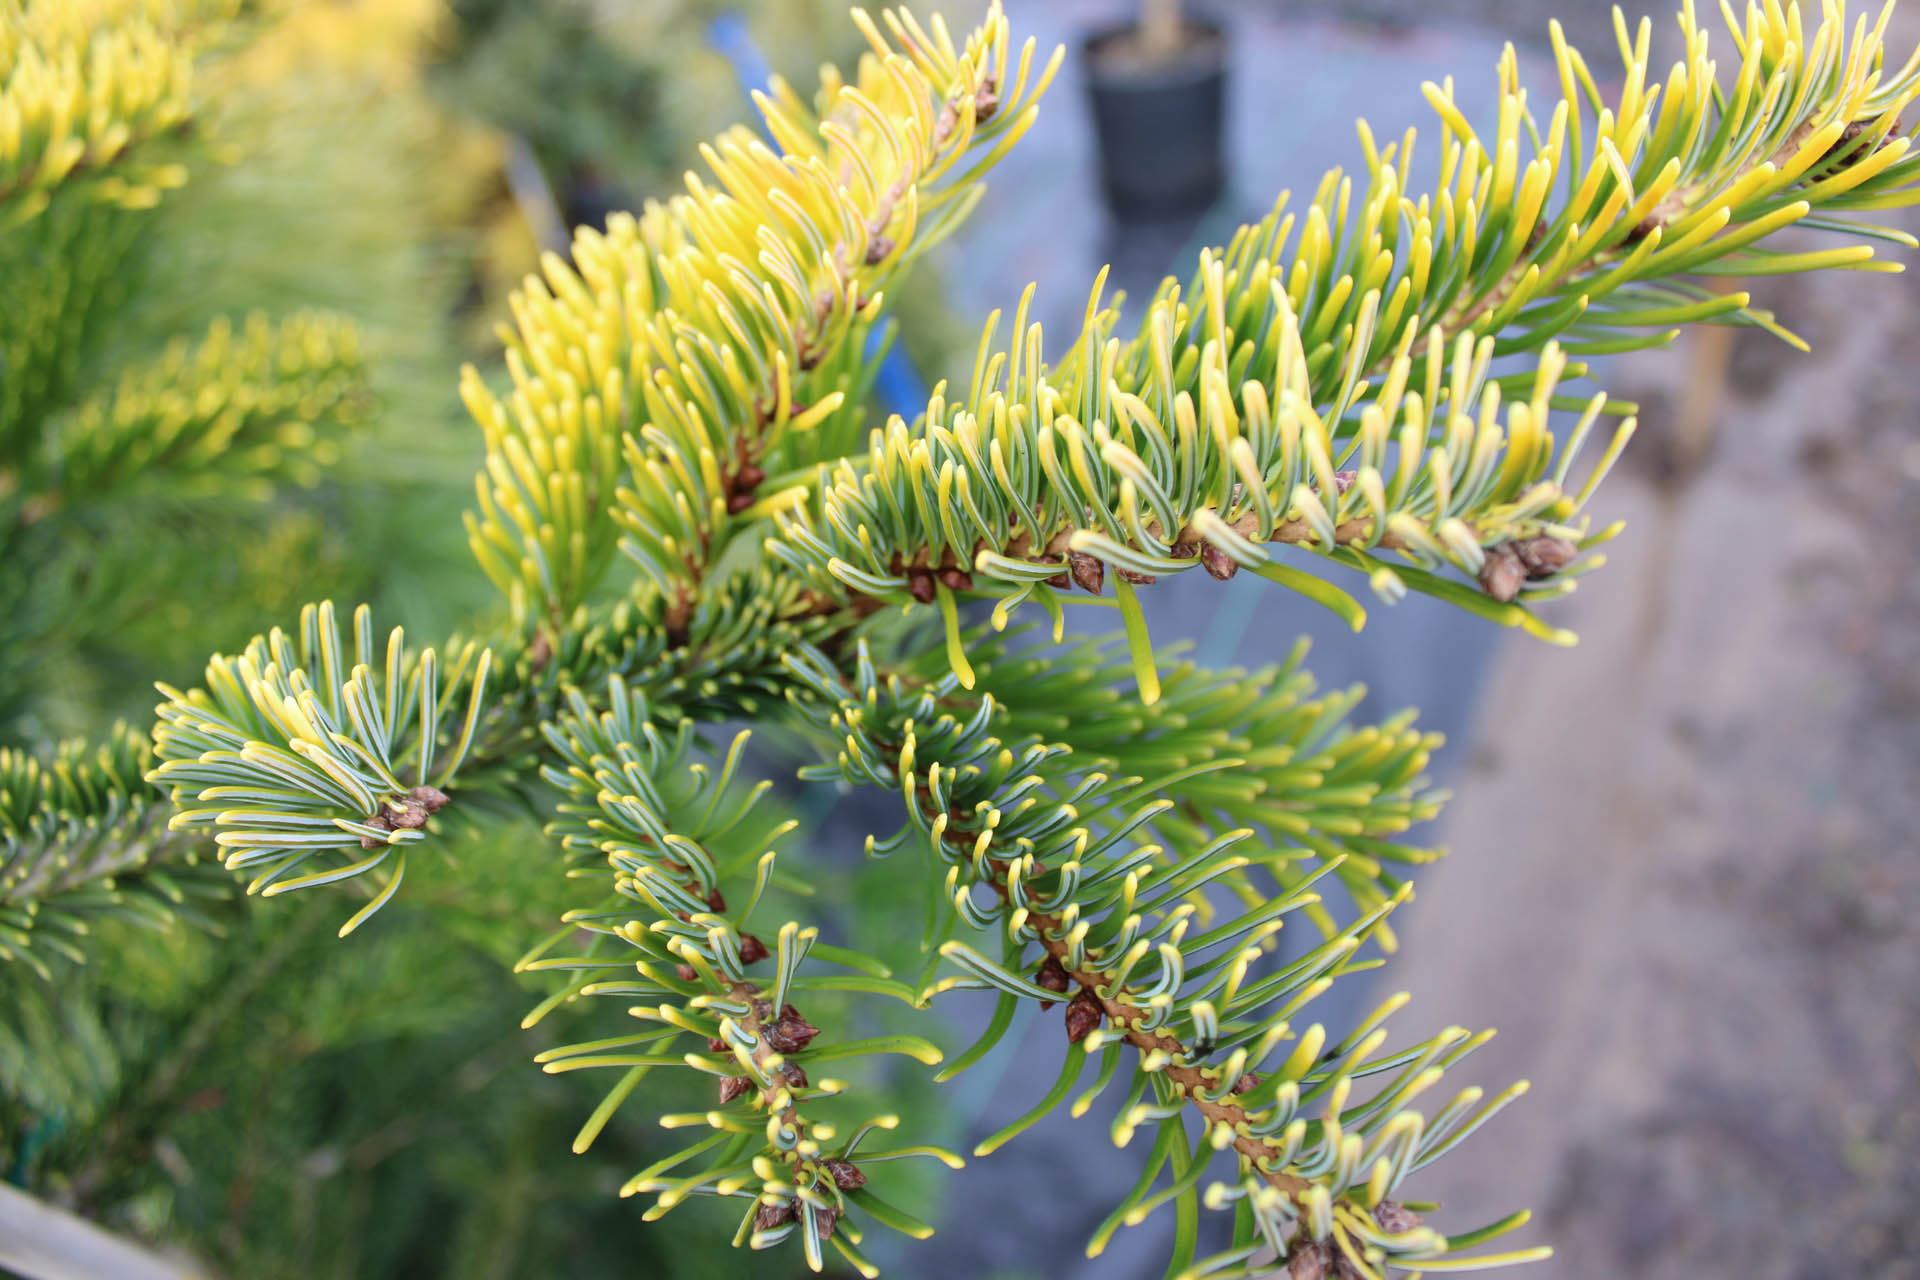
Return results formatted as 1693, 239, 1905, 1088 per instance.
1083, 19, 1228, 219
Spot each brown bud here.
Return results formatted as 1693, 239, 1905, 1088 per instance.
1045, 569, 1071, 590
753, 1199, 796, 1233
777, 1061, 808, 1091
701, 886, 726, 913
973, 74, 1000, 123
1332, 469, 1356, 495
750, 997, 774, 1022
1230, 1071, 1261, 1095
907, 568, 937, 605
1064, 987, 1103, 1045
1068, 550, 1105, 595
1287, 1242, 1335, 1280
408, 784, 451, 814
1170, 541, 1198, 560
1513, 534, 1578, 578
764, 1004, 820, 1054
809, 1204, 840, 1241
358, 811, 394, 850
727, 491, 757, 515
707, 1036, 729, 1053
1524, 218, 1549, 252
1034, 955, 1072, 1011
718, 1075, 753, 1105
824, 1158, 867, 1191
1626, 214, 1661, 244
388, 797, 431, 830
937, 566, 974, 592
1825, 119, 1872, 169
735, 463, 766, 492
864, 235, 896, 265
1115, 568, 1157, 586
1199, 543, 1239, 582
1477, 542, 1527, 603
675, 963, 699, 983
738, 932, 770, 965
526, 628, 553, 672
1372, 1200, 1425, 1235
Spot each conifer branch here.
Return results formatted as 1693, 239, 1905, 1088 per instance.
767, 0, 1920, 699
962, 630, 1446, 947
24, 2, 1920, 1276
783, 641, 1538, 1277
1, 723, 223, 979
0, 0, 232, 221
522, 676, 955, 1278
460, 3, 1061, 627
148, 601, 494, 936
25, 310, 370, 520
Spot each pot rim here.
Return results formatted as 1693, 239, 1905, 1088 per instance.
1082, 18, 1228, 92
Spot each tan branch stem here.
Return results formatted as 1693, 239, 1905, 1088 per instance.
1020, 900, 1316, 1198
907, 742, 1318, 1201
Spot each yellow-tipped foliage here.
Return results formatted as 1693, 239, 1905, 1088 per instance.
461, 3, 1062, 625
769, 0, 1920, 695
0, 0, 241, 223
21, 3, 1920, 1278
48, 310, 368, 505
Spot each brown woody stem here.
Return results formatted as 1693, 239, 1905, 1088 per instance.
904, 742, 1317, 1201
723, 980, 812, 1144
1006, 888, 1314, 1199
876, 510, 1411, 578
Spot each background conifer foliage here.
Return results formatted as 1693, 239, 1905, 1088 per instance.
5, 1, 1920, 1277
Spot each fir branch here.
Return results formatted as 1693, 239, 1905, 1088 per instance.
1, 723, 223, 979
771, 330, 1607, 699
126, 566, 863, 942
784, 641, 1540, 1277
460, 2, 1061, 626
960, 630, 1445, 947
0, 0, 241, 221
767, 0, 1920, 698
521, 676, 955, 1277
61, 3, 1920, 1276
0, 192, 149, 461
25, 310, 370, 519
484, 564, 867, 730
148, 601, 493, 936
